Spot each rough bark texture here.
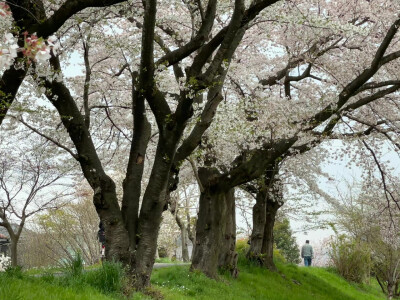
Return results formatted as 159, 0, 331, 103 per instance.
260, 199, 281, 271
217, 187, 238, 277
121, 80, 152, 251
191, 168, 238, 278
10, 238, 18, 267
248, 190, 266, 257
131, 133, 179, 288
180, 225, 190, 262
247, 173, 283, 271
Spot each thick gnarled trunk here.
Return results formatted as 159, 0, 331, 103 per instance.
247, 175, 283, 271
94, 179, 130, 264
191, 168, 237, 278
217, 187, 238, 277
260, 199, 281, 271
131, 134, 179, 288
248, 190, 266, 258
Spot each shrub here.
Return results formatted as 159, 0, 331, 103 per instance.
84, 261, 125, 294
5, 265, 23, 279
237, 238, 287, 267
273, 247, 286, 264
236, 238, 250, 255
329, 235, 371, 283
158, 246, 169, 258
62, 252, 84, 277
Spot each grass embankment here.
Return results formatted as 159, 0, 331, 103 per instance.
135, 260, 385, 300
0, 260, 385, 300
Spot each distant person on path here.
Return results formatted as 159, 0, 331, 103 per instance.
301, 240, 313, 267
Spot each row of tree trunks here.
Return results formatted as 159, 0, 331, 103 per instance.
191, 168, 238, 278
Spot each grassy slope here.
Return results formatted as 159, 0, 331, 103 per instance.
142, 261, 385, 300
0, 261, 385, 300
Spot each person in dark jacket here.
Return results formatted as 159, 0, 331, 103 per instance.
301, 240, 314, 267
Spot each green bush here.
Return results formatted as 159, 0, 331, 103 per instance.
158, 246, 169, 258
5, 265, 24, 279
62, 252, 84, 277
236, 238, 250, 255
329, 235, 371, 283
83, 261, 125, 294
273, 247, 286, 264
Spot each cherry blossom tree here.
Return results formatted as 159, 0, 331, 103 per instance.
0, 0, 129, 125
1, 0, 285, 288
2, 0, 400, 288
189, 0, 400, 276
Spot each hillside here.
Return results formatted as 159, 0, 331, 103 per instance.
135, 260, 385, 300
0, 258, 385, 300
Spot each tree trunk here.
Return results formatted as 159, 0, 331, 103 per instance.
181, 225, 190, 262
122, 83, 151, 251
248, 190, 267, 260
217, 188, 238, 277
189, 228, 196, 261
92, 177, 130, 264
131, 136, 178, 289
1, 221, 21, 267
247, 180, 282, 271
191, 168, 237, 278
387, 282, 395, 300
10, 237, 18, 267
260, 199, 281, 271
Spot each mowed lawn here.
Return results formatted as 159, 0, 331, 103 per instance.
0, 261, 385, 300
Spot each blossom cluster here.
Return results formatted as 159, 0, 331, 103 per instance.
0, 2, 10, 17
22, 32, 60, 62
0, 33, 18, 69
0, 32, 60, 70
0, 2, 60, 70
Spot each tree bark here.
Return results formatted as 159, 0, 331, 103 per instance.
122, 78, 151, 251
94, 178, 130, 264
247, 173, 283, 271
10, 237, 18, 267
131, 134, 178, 289
387, 281, 395, 300
191, 168, 237, 278
217, 187, 238, 277
260, 199, 281, 271
181, 225, 190, 262
248, 190, 266, 259
0, 218, 22, 267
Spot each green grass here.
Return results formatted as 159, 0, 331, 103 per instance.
0, 259, 386, 300
155, 257, 175, 263
23, 266, 65, 276
0, 261, 132, 300
143, 261, 385, 300
0, 274, 117, 300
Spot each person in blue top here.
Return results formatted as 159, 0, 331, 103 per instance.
301, 240, 314, 267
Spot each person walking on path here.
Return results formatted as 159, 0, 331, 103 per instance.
301, 240, 314, 267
